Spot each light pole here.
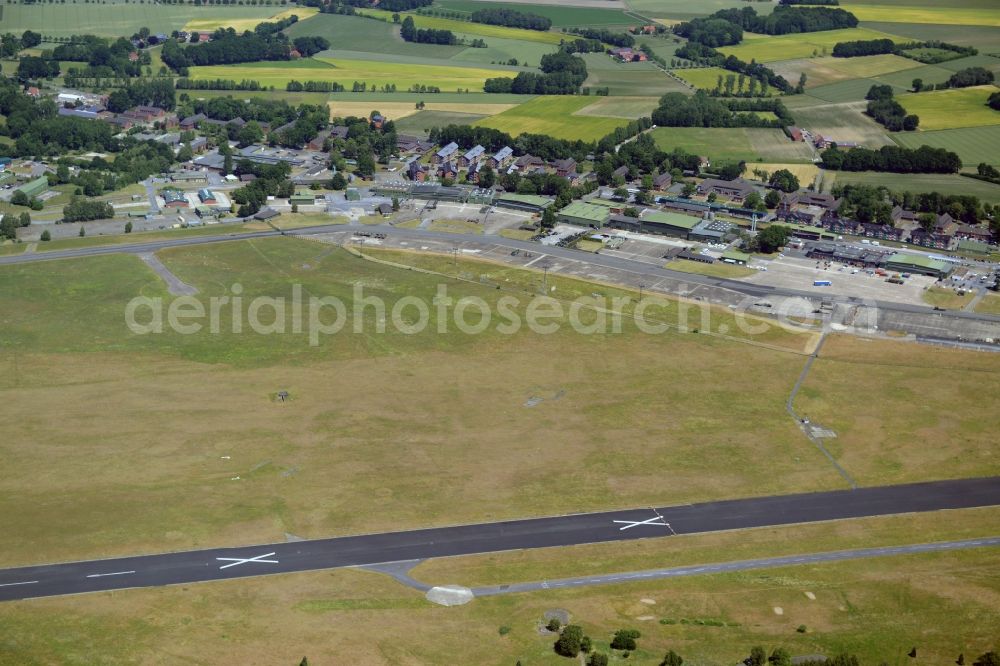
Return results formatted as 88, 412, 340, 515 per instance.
638, 283, 645, 301
542, 266, 549, 292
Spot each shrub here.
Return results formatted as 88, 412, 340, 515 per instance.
554, 625, 584, 657
40, 229, 51, 241
546, 618, 561, 632
611, 629, 641, 651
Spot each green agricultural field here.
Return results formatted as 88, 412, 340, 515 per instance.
806, 77, 906, 103
582, 53, 689, 96
573, 96, 661, 120
934, 54, 1000, 75
862, 22, 1000, 51
871, 63, 955, 90
189, 57, 514, 93
891, 126, 1000, 166
823, 171, 1000, 202
790, 100, 897, 146
672, 67, 777, 95
0, 2, 281, 38
769, 59, 859, 89
393, 110, 492, 135
474, 95, 632, 140
719, 28, 905, 63
447, 36, 559, 70
284, 13, 465, 59
825, 53, 921, 78
357, 8, 566, 45
651, 128, 816, 163
897, 86, 1000, 130
327, 91, 535, 104
435, 0, 634, 26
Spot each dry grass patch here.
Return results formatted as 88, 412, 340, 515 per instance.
922, 286, 976, 309
794, 333, 1000, 486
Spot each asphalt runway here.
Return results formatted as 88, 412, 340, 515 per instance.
1, 477, 997, 602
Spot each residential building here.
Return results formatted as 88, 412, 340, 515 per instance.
696, 178, 757, 202
552, 158, 576, 177
489, 146, 514, 169
652, 172, 672, 190
434, 142, 459, 164
459, 145, 485, 167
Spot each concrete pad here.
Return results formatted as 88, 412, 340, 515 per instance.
426, 585, 474, 606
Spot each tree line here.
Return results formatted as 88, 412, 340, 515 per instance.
864, 85, 918, 131
674, 42, 791, 93
160, 16, 306, 71
565, 27, 635, 48
821, 144, 961, 174
651, 91, 793, 128
484, 51, 587, 95
399, 16, 457, 45
676, 6, 857, 47
470, 8, 551, 31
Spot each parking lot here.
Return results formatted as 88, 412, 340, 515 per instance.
744, 253, 939, 305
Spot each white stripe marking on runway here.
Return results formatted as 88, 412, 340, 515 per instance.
0, 580, 38, 587
86, 571, 136, 578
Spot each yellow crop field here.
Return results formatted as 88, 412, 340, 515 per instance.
184, 7, 319, 32
474, 96, 631, 141
751, 163, 822, 188
327, 100, 517, 121
719, 28, 904, 63
840, 4, 1000, 27
357, 8, 566, 45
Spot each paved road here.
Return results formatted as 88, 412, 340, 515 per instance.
471, 536, 1000, 597
3, 222, 999, 328
1, 477, 997, 602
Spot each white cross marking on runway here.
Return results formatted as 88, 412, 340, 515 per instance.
216, 552, 279, 570
613, 516, 668, 531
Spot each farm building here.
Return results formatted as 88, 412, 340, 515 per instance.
15, 176, 49, 198
882, 252, 952, 278
557, 201, 610, 228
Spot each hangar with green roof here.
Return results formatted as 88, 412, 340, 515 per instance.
557, 201, 610, 228
883, 252, 953, 278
